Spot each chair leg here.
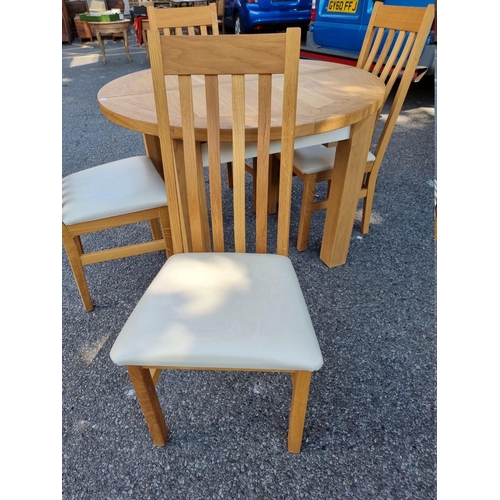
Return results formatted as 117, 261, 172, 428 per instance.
149, 219, 162, 240
434, 203, 437, 240
62, 224, 93, 312
296, 173, 317, 252
74, 235, 84, 255
288, 371, 312, 453
159, 207, 173, 258
361, 172, 377, 234
360, 188, 375, 234
126, 366, 168, 446
149, 368, 162, 385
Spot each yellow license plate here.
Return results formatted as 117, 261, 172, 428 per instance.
327, 0, 358, 13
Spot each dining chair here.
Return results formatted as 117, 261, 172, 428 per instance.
286, 3, 435, 250
109, 20, 324, 453
62, 156, 172, 312
141, 2, 219, 59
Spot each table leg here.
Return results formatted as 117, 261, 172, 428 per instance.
123, 30, 132, 62
96, 32, 106, 64
319, 112, 377, 268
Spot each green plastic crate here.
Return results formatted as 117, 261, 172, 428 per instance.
79, 12, 120, 22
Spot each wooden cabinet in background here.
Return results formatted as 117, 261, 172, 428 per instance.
107, 0, 125, 10
62, 0, 72, 43
74, 16, 94, 42
65, 1, 89, 31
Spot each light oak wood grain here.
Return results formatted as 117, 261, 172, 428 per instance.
98, 58, 385, 266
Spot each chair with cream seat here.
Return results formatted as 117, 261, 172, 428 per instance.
62, 156, 172, 312
109, 21, 323, 453
282, 3, 435, 251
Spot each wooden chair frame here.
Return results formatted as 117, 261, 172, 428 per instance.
62, 203, 172, 312
122, 12, 312, 451
292, 3, 435, 250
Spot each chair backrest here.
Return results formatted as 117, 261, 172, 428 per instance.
216, 0, 225, 17
357, 3, 435, 100
146, 11, 301, 256
146, 3, 219, 36
356, 2, 435, 165
216, 0, 225, 33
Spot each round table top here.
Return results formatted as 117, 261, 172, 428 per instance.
97, 59, 385, 142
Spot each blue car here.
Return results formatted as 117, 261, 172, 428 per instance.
301, 0, 437, 75
223, 0, 313, 35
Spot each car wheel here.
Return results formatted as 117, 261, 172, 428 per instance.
234, 14, 244, 35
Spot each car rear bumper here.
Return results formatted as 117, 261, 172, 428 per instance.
243, 8, 312, 31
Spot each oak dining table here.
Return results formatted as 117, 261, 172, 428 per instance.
97, 59, 385, 268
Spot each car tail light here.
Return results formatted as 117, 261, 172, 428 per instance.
246, 0, 259, 3
310, 0, 316, 24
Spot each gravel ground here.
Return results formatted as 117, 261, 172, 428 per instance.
62, 30, 436, 500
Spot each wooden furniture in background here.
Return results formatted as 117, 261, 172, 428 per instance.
110, 24, 324, 453
65, 0, 89, 31
62, 0, 72, 43
88, 19, 132, 63
74, 16, 93, 41
168, 0, 210, 6
107, 0, 125, 10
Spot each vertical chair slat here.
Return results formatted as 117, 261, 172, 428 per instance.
277, 26, 301, 257
379, 30, 406, 83
179, 74, 206, 252
372, 30, 395, 76
255, 74, 272, 254
362, 27, 385, 72
232, 74, 247, 253
372, 28, 395, 76
384, 32, 416, 96
205, 74, 225, 252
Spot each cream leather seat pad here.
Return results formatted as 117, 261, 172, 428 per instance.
62, 156, 167, 226
111, 253, 324, 371
293, 145, 376, 175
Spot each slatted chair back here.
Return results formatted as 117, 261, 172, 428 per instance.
147, 11, 301, 256
357, 2, 435, 102
148, 2, 219, 36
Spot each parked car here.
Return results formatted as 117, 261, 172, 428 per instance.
301, 0, 437, 76
223, 0, 313, 35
